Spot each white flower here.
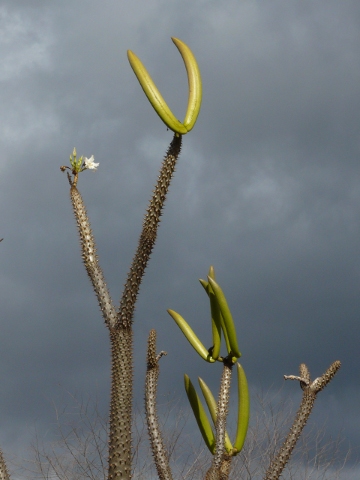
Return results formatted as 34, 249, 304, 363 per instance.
84, 155, 99, 171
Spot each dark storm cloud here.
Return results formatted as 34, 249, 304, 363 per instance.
0, 0, 359, 476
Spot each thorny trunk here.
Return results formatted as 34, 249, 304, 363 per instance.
205, 360, 234, 480
108, 328, 133, 479
117, 134, 182, 330
145, 330, 173, 480
109, 134, 182, 479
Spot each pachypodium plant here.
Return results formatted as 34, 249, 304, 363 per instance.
0, 36, 342, 480
59, 38, 202, 480
167, 266, 250, 480
264, 360, 341, 480
165, 267, 340, 480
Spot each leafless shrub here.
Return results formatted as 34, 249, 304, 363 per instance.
12, 390, 356, 480
16, 394, 108, 480
228, 388, 355, 479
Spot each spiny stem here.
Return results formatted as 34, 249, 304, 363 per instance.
214, 362, 233, 467
108, 328, 133, 479
69, 179, 132, 477
206, 358, 234, 480
118, 133, 182, 329
0, 449, 10, 480
145, 329, 172, 480
69, 183, 117, 329
66, 133, 182, 480
109, 134, 181, 477
264, 361, 341, 480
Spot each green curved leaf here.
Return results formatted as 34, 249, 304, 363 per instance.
198, 377, 233, 453
184, 375, 215, 454
207, 276, 241, 358
171, 37, 202, 132
127, 50, 187, 134
233, 363, 250, 454
167, 309, 215, 362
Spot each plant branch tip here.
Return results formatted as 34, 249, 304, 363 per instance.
284, 360, 341, 393
156, 351, 167, 362
128, 37, 202, 134
61, 149, 98, 182
284, 374, 309, 386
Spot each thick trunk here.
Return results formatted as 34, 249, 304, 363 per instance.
108, 328, 133, 479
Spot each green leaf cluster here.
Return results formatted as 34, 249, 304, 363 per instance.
168, 266, 250, 456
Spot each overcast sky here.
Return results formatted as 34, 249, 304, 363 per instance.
0, 1, 359, 478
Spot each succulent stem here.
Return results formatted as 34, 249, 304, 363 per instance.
264, 361, 341, 480
69, 183, 117, 329
66, 133, 182, 479
145, 330, 173, 480
109, 133, 181, 477
205, 357, 234, 480
0, 449, 10, 480
108, 328, 133, 479
118, 133, 182, 329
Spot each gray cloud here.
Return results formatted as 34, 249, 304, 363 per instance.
0, 0, 359, 476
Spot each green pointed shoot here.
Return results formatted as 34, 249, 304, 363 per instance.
218, 310, 232, 355
200, 266, 232, 355
207, 277, 241, 359
198, 377, 233, 453
200, 271, 233, 357
127, 37, 202, 134
167, 309, 215, 363
207, 264, 216, 281
184, 375, 215, 454
233, 363, 250, 454
201, 264, 221, 359
208, 290, 222, 361
199, 278, 222, 361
